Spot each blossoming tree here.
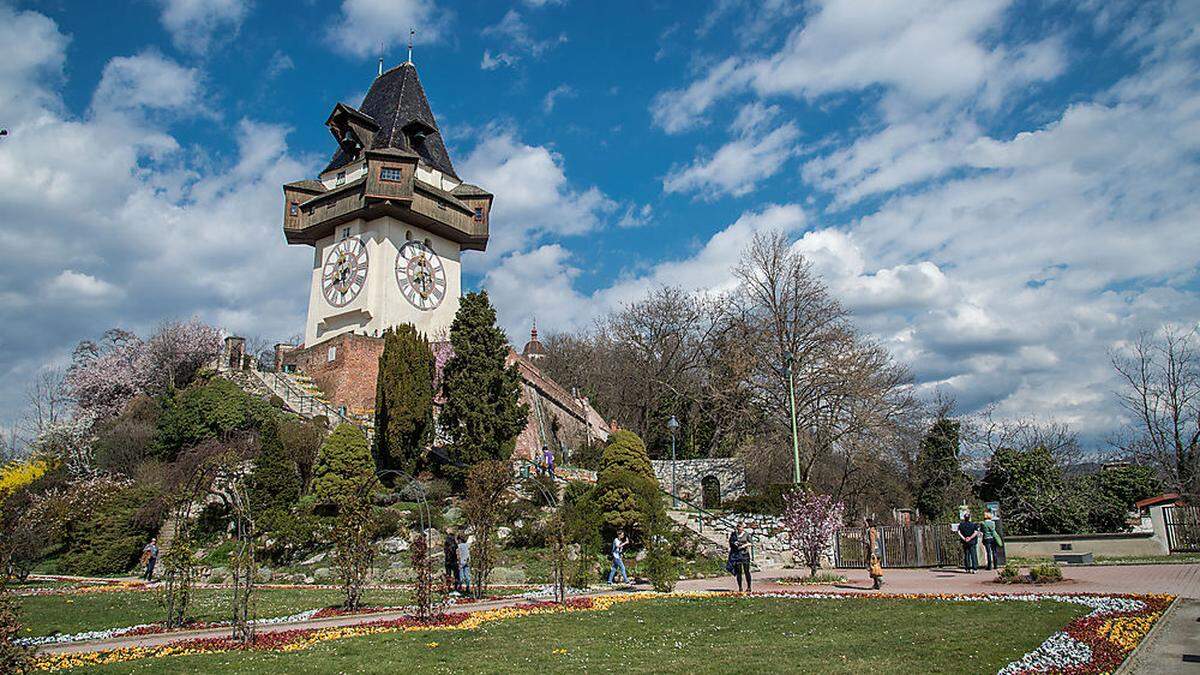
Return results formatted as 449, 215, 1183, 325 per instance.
783, 489, 846, 577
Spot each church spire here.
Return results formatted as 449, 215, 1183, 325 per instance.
407, 28, 414, 65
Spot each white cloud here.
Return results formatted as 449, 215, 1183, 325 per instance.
45, 270, 124, 304
91, 52, 204, 115
486, 204, 808, 340
482, 9, 566, 60
542, 84, 575, 113
326, 0, 449, 58
663, 107, 799, 198
0, 9, 314, 424
458, 128, 615, 261
481, 51, 517, 70
653, 0, 1065, 133
156, 0, 249, 54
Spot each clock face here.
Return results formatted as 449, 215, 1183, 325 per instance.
321, 236, 368, 307
396, 240, 446, 310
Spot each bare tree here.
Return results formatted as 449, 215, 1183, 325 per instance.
965, 408, 1084, 470
22, 369, 72, 438
733, 231, 919, 490
1111, 327, 1200, 496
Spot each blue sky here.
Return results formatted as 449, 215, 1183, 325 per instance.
2, 0, 1198, 446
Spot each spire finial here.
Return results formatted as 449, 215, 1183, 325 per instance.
378, 40, 384, 76
531, 318, 538, 341
407, 28, 414, 64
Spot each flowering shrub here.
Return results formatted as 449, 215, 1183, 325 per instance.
782, 489, 845, 576
0, 459, 52, 495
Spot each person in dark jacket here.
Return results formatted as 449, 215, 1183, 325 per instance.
728, 524, 752, 592
957, 513, 980, 573
443, 531, 460, 593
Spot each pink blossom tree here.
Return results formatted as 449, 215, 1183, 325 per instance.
66, 320, 223, 421
783, 488, 846, 577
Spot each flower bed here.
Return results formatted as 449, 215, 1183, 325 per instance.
33, 591, 1171, 673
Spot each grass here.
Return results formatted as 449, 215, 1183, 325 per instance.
62, 595, 1084, 674
1007, 552, 1200, 566
19, 587, 415, 638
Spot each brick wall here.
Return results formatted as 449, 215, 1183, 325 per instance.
283, 333, 384, 416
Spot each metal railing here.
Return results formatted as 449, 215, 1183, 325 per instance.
257, 370, 358, 429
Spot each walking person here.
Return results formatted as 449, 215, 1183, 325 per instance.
457, 534, 472, 596
141, 538, 159, 582
542, 445, 555, 477
728, 523, 752, 592
443, 530, 460, 593
957, 512, 980, 573
980, 512, 1003, 570
607, 530, 630, 584
865, 519, 884, 590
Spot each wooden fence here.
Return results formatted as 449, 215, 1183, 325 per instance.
1164, 505, 1200, 553
835, 523, 986, 568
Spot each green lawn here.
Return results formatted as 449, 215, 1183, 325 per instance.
64, 596, 1084, 674
19, 587, 415, 637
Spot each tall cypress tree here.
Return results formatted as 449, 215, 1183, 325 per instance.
440, 291, 528, 483
913, 417, 966, 522
373, 324, 436, 475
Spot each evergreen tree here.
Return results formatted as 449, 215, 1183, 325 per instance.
592, 430, 662, 545
440, 291, 528, 482
600, 430, 655, 480
248, 422, 301, 514
310, 424, 374, 508
913, 418, 966, 521
373, 324, 436, 475
980, 445, 1085, 535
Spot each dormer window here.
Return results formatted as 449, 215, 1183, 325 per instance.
290, 201, 299, 217
473, 207, 484, 223
380, 166, 404, 182
336, 171, 346, 186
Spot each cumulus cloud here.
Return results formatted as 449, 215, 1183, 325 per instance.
91, 52, 204, 115
458, 128, 615, 261
326, 0, 450, 58
156, 0, 249, 54
0, 9, 313, 424
486, 204, 807, 340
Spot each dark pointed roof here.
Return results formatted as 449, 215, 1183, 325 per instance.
324, 62, 458, 179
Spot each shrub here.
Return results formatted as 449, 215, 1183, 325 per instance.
996, 562, 1022, 584
92, 396, 161, 475
155, 379, 277, 460
1029, 562, 1064, 583
0, 588, 33, 674
310, 424, 375, 509
59, 484, 162, 576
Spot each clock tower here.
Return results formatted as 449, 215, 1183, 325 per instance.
282, 59, 492, 347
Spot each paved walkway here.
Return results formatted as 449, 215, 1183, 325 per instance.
1119, 598, 1200, 673
34, 564, 1200, 656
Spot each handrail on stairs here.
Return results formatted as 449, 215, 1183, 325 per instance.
257, 369, 359, 430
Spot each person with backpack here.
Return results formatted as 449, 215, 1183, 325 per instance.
607, 530, 629, 584
865, 519, 884, 590
728, 524, 752, 592
980, 511, 1004, 570
140, 538, 159, 582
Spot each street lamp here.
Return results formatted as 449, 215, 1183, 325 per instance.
785, 358, 800, 485
667, 415, 680, 507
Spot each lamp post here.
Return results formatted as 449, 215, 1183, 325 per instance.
785, 358, 800, 485
667, 415, 680, 507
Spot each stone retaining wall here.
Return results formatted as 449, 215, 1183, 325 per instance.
651, 458, 746, 507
